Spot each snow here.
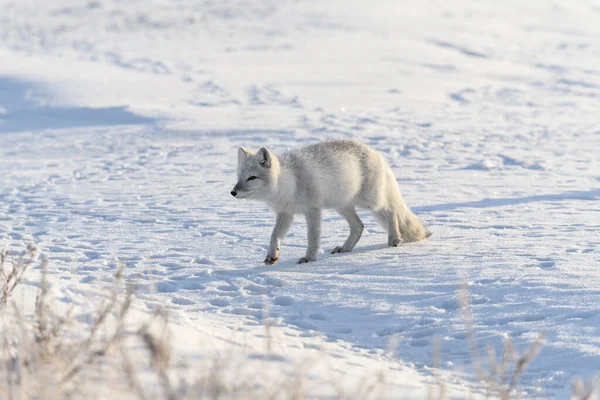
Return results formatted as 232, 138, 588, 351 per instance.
1, 0, 600, 397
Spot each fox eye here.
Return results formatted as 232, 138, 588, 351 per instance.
247, 176, 258, 181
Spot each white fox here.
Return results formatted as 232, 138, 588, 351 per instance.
231, 139, 430, 265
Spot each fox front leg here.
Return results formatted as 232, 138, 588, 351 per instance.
265, 212, 293, 265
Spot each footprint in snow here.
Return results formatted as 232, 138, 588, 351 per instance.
308, 312, 327, 321
409, 338, 430, 347
538, 260, 556, 269
209, 298, 230, 307
248, 302, 265, 310
83, 250, 102, 260
407, 328, 435, 339
216, 284, 238, 292
535, 257, 556, 269
228, 307, 263, 319
439, 299, 460, 311
79, 275, 96, 284
244, 283, 272, 295
273, 296, 294, 306
566, 248, 594, 254
154, 282, 179, 293
263, 276, 286, 287
172, 297, 195, 305
194, 257, 216, 266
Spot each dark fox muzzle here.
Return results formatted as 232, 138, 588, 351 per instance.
231, 182, 242, 197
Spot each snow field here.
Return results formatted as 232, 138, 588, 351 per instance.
1, 0, 600, 398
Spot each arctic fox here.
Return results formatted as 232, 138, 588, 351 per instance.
231, 139, 430, 265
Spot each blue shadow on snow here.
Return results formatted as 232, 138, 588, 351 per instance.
413, 189, 600, 213
0, 76, 155, 133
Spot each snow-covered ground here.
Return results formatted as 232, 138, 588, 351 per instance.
1, 0, 599, 397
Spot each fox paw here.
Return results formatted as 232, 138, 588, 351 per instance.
389, 237, 403, 247
331, 246, 350, 254
264, 253, 279, 265
298, 257, 315, 264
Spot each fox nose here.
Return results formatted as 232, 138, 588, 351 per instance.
230, 190, 237, 197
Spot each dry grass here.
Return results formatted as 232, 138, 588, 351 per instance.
425, 283, 597, 400
571, 376, 600, 400
0, 245, 399, 400
1, 245, 598, 399
456, 284, 546, 399
1, 246, 137, 399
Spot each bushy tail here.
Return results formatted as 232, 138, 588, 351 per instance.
397, 208, 430, 242
387, 170, 431, 242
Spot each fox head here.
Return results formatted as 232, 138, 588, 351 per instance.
231, 146, 277, 200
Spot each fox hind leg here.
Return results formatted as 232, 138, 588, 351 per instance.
373, 207, 402, 247
299, 209, 321, 264
332, 206, 364, 254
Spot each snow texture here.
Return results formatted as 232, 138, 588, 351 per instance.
1, 0, 600, 397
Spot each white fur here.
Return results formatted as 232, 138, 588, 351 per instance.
231, 139, 430, 265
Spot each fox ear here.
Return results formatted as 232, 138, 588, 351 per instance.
238, 147, 250, 164
257, 147, 271, 168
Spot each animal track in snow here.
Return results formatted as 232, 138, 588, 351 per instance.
408, 338, 430, 348
244, 282, 272, 295
209, 298, 231, 307
308, 312, 327, 321
172, 297, 195, 305
228, 307, 263, 319
534, 257, 557, 269
273, 296, 295, 306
